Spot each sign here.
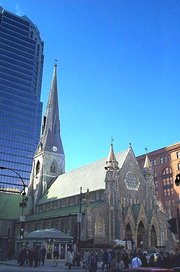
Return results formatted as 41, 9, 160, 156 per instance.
77, 213, 82, 223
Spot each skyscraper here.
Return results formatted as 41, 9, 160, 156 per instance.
0, 7, 44, 189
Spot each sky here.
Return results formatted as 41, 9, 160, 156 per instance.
1, 0, 180, 172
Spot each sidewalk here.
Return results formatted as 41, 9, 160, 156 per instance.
0, 258, 70, 269
0, 259, 102, 271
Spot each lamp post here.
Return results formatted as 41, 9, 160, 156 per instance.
77, 187, 82, 251
0, 166, 28, 239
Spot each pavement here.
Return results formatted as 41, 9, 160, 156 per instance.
0, 258, 86, 272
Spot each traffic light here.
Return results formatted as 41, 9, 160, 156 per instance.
175, 174, 180, 186
20, 222, 24, 239
167, 218, 177, 234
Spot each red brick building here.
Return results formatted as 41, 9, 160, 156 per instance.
137, 142, 180, 218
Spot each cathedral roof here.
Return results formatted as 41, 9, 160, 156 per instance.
26, 200, 104, 221
37, 148, 129, 204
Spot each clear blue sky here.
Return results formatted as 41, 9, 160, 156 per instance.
2, 0, 180, 171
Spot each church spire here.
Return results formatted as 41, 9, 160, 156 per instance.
40, 63, 64, 155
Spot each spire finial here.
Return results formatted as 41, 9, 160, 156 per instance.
129, 142, 132, 148
111, 136, 114, 146
145, 147, 148, 154
54, 59, 58, 67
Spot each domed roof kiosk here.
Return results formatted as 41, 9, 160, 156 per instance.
22, 228, 73, 259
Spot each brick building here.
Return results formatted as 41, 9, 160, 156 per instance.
137, 143, 180, 219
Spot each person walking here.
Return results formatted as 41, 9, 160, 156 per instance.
131, 253, 142, 268
40, 246, 46, 266
66, 248, 74, 270
53, 248, 59, 266
115, 254, 125, 272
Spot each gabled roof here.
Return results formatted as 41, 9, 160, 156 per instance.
26, 200, 104, 221
38, 149, 129, 204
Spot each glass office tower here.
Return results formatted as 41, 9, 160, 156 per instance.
0, 7, 44, 189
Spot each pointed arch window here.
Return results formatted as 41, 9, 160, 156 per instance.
50, 162, 56, 174
36, 161, 40, 175
162, 167, 172, 176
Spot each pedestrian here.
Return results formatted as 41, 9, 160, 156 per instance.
102, 249, 109, 271
148, 254, 155, 267
27, 247, 34, 267
156, 251, 164, 268
115, 253, 125, 272
18, 247, 26, 266
122, 252, 130, 269
131, 253, 142, 268
66, 248, 73, 270
140, 252, 148, 267
110, 254, 117, 272
82, 251, 89, 270
53, 248, 59, 266
34, 246, 39, 268
40, 246, 46, 266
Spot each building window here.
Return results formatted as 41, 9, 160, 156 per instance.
167, 189, 171, 195
163, 189, 167, 196
178, 163, 180, 171
170, 188, 174, 195
164, 156, 168, 163
61, 199, 66, 207
170, 177, 173, 184
36, 160, 40, 175
153, 160, 157, 166
176, 152, 180, 159
69, 197, 74, 206
154, 171, 157, 178
162, 167, 172, 175
160, 157, 164, 164
50, 162, 56, 173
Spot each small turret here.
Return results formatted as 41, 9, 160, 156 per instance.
105, 140, 119, 171
143, 148, 153, 177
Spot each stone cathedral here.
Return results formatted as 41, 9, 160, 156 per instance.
23, 64, 173, 251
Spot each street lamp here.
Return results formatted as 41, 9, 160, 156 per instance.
77, 187, 82, 250
0, 166, 27, 195
77, 187, 86, 251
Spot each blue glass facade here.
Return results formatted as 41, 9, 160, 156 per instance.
0, 7, 44, 188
